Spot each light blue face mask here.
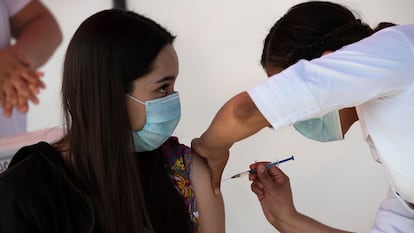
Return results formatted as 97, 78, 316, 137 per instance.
127, 92, 181, 152
293, 110, 343, 142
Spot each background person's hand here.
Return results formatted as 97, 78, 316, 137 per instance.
249, 162, 298, 227
191, 137, 229, 195
0, 48, 45, 117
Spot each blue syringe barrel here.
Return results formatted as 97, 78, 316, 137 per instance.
249, 155, 294, 174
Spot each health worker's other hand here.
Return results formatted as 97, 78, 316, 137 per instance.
191, 137, 229, 195
0, 48, 45, 117
249, 162, 298, 228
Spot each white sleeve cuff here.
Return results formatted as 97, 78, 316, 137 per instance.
247, 64, 320, 129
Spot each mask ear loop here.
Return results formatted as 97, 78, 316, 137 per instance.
126, 94, 145, 105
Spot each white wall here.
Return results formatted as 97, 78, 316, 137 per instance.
31, 1, 414, 232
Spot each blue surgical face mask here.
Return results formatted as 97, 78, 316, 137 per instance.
127, 92, 181, 152
293, 110, 343, 142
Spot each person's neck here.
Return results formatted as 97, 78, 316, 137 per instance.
339, 107, 359, 135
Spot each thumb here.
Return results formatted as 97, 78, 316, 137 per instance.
212, 170, 222, 195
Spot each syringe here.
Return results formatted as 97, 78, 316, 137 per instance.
223, 155, 294, 181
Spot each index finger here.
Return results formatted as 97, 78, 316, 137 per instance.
20, 70, 45, 88
266, 166, 288, 184
208, 158, 227, 195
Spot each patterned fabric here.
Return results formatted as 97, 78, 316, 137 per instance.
160, 137, 199, 232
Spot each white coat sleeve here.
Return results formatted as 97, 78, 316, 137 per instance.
248, 25, 414, 130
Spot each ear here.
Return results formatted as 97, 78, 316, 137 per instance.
322, 50, 333, 56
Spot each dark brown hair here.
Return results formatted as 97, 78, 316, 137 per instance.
61, 9, 192, 233
261, 1, 395, 69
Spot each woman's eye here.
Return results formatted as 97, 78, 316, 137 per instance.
158, 84, 169, 94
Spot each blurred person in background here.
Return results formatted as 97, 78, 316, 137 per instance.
0, 0, 62, 137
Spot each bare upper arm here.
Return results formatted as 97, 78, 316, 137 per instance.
8, 0, 62, 68
191, 153, 225, 233
10, 1, 48, 38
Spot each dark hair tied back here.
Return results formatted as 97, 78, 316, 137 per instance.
292, 19, 373, 60
374, 22, 396, 32
261, 1, 396, 69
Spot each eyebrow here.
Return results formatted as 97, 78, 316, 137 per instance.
156, 76, 176, 83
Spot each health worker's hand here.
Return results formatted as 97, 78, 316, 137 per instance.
0, 48, 45, 117
249, 162, 298, 228
191, 137, 229, 195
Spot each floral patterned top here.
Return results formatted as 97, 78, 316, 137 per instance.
160, 137, 200, 232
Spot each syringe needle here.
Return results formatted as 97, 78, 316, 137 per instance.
222, 155, 294, 181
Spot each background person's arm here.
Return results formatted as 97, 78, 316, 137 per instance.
192, 91, 271, 193
10, 0, 62, 69
1, 0, 62, 116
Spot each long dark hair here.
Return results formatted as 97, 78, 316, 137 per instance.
261, 1, 395, 68
61, 9, 192, 233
